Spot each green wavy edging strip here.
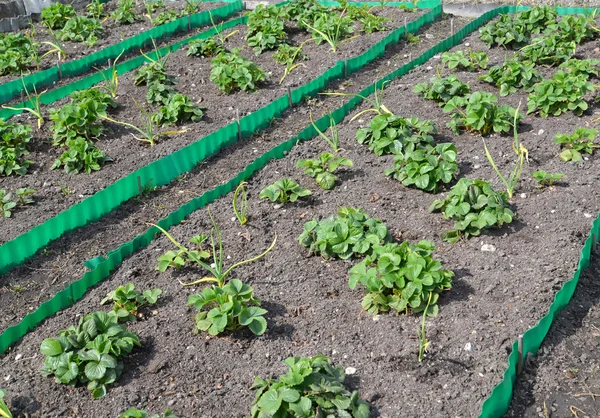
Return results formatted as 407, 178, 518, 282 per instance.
0, 4, 597, 418
0, 2, 442, 274
0, 0, 244, 105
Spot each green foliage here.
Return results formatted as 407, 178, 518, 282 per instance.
146, 82, 174, 105
479, 59, 541, 96
273, 43, 307, 66
479, 15, 530, 49
70, 87, 118, 110
282, 0, 325, 27
0, 120, 32, 176
349, 240, 453, 316
296, 152, 353, 190
517, 33, 576, 65
188, 278, 267, 336
558, 58, 599, 79
144, 0, 165, 13
49, 92, 109, 145
385, 143, 458, 193
443, 91, 522, 136
413, 75, 471, 105
151, 10, 179, 26
259, 178, 311, 203
156, 234, 210, 272
298, 207, 389, 260
406, 33, 421, 44
100, 283, 162, 323
134, 57, 172, 86
184, 0, 203, 15
57, 16, 103, 47
187, 38, 224, 57
303, 10, 355, 53
555, 128, 599, 162
51, 137, 112, 175
532, 170, 564, 187
527, 71, 594, 117
41, 3, 76, 30
15, 188, 36, 205
0, 190, 17, 218
343, 0, 388, 34
120, 409, 178, 418
40, 311, 140, 399
0, 388, 12, 418
210, 50, 267, 93
441, 49, 488, 71
151, 93, 204, 126
356, 113, 436, 156
516, 6, 558, 34
545, 14, 597, 44
86, 0, 105, 20
251, 356, 370, 418
429, 178, 513, 243
233, 182, 249, 225
0, 33, 39, 75
246, 5, 288, 55
112, 0, 139, 24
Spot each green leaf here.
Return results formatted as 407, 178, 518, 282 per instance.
40, 338, 64, 356
257, 389, 282, 415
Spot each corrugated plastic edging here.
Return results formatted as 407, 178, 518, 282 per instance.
0, 3, 442, 276
0, 0, 244, 105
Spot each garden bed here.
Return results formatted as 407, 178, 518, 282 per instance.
1, 5, 600, 418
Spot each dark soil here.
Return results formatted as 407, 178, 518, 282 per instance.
506, 254, 600, 418
0, 0, 226, 85
1, 6, 426, 244
2, 11, 599, 418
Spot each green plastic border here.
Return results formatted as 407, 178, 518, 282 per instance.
0, 3, 442, 274
0, 0, 244, 105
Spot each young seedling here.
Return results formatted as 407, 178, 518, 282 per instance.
414, 75, 471, 105
210, 10, 239, 45
310, 112, 341, 153
406, 33, 420, 43
2, 80, 46, 130
86, 0, 105, 20
101, 98, 186, 147
96, 51, 124, 98
151, 211, 276, 287
0, 190, 16, 218
322, 80, 392, 121
187, 38, 224, 58
100, 283, 162, 322
40, 32, 67, 63
259, 178, 312, 204
418, 293, 433, 362
302, 8, 356, 53
0, 388, 13, 418
274, 40, 311, 84
15, 188, 36, 205
156, 234, 210, 272
555, 128, 599, 162
233, 181, 249, 225
135, 41, 173, 86
184, 0, 202, 14
111, 0, 139, 24
532, 170, 564, 188
441, 49, 489, 71
297, 152, 353, 190
120, 409, 178, 418
482, 103, 528, 199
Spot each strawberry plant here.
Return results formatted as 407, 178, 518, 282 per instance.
156, 234, 210, 271
349, 240, 453, 316
146, 82, 175, 105
144, 0, 165, 13
134, 54, 173, 86
444, 91, 522, 136
385, 143, 458, 193
303, 9, 355, 53
296, 152, 353, 190
152, 93, 204, 126
40, 311, 140, 399
187, 38, 224, 57
429, 178, 514, 243
413, 75, 470, 105
532, 170, 564, 187
299, 207, 389, 260
49, 96, 108, 145
517, 6, 558, 34
57, 16, 103, 47
0, 120, 32, 176
188, 278, 267, 336
71, 88, 118, 110
555, 128, 599, 162
15, 188, 36, 206
479, 59, 541, 96
283, 0, 325, 26
545, 14, 597, 44
100, 283, 162, 323
356, 113, 436, 156
527, 71, 594, 117
518, 33, 576, 65
149, 10, 179, 26
441, 49, 488, 71
251, 356, 370, 418
0, 33, 39, 75
246, 5, 288, 55
210, 50, 267, 93
41, 3, 76, 30
260, 178, 311, 203
273, 42, 309, 84
51, 138, 112, 175
479, 15, 529, 49
343, 0, 387, 34
0, 388, 12, 418
86, 0, 105, 20
121, 409, 178, 418
112, 0, 139, 24
558, 58, 599, 79
0, 190, 16, 218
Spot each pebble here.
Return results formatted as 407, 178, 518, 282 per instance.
425, 33, 434, 39
584, 213, 593, 218
481, 244, 496, 252
537, 129, 544, 135
274, 204, 282, 209
464, 343, 472, 351
426, 66, 433, 70
345, 367, 357, 375
14, 354, 22, 361
464, 42, 470, 47
520, 193, 526, 199
372, 315, 380, 321
473, 164, 481, 169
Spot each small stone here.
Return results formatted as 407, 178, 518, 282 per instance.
231, 217, 236, 222
538, 129, 544, 135
584, 213, 592, 218
474, 164, 481, 169
464, 343, 472, 351
14, 354, 22, 361
464, 42, 470, 47
372, 315, 380, 322
481, 244, 496, 252
167, 399, 176, 407
520, 193, 526, 199
425, 33, 434, 39
345, 367, 357, 375
426, 66, 433, 70
551, 210, 556, 214
274, 204, 282, 210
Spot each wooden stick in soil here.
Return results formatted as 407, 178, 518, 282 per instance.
236, 109, 241, 141
56, 59, 62, 79
451, 18, 454, 36
404, 16, 408, 33
287, 86, 292, 107
517, 334, 524, 374
344, 60, 348, 78
137, 176, 143, 198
